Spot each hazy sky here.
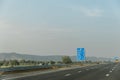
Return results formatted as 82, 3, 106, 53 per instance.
0, 0, 120, 57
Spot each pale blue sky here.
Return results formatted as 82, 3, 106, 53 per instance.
0, 0, 120, 57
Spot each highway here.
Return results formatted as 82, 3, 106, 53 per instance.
1, 63, 120, 80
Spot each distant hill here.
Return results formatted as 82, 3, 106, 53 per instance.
0, 53, 112, 61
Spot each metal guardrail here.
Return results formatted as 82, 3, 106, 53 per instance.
0, 65, 52, 72
0, 64, 67, 72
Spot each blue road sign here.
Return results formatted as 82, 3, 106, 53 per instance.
77, 48, 85, 61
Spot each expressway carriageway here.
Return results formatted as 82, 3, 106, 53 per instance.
1, 63, 120, 80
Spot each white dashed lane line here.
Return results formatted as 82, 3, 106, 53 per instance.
106, 74, 110, 77
78, 71, 82, 73
109, 71, 112, 73
64, 74, 71, 76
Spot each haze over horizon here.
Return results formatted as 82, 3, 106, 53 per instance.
0, 0, 120, 58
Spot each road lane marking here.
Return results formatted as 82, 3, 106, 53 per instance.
65, 74, 71, 76
109, 71, 112, 73
78, 71, 82, 73
106, 74, 110, 77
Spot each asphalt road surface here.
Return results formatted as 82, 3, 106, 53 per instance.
1, 63, 120, 80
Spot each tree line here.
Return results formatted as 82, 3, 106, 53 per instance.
0, 56, 102, 68
0, 56, 73, 67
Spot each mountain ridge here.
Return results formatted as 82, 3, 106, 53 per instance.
0, 53, 112, 61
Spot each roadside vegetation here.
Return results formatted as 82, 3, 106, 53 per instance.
0, 56, 108, 68
0, 59, 62, 68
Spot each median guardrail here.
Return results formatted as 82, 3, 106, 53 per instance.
0, 64, 67, 72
